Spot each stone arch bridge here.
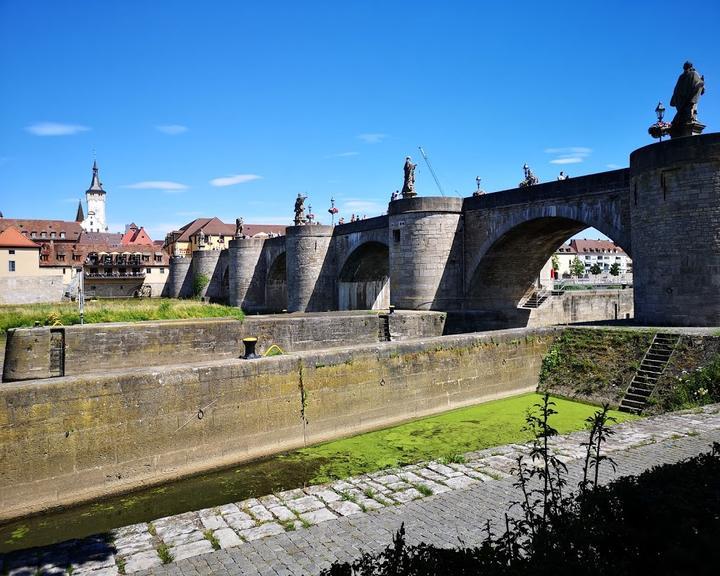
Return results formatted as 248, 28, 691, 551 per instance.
169, 134, 720, 327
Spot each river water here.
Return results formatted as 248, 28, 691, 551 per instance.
0, 449, 329, 553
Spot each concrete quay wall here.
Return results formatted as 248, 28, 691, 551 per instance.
2, 312, 445, 382
0, 327, 555, 520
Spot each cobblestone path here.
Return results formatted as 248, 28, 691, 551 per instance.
2, 404, 719, 576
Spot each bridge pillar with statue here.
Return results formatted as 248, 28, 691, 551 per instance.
286, 224, 336, 312
630, 132, 720, 326
388, 197, 464, 310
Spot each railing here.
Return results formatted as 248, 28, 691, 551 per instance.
85, 272, 146, 278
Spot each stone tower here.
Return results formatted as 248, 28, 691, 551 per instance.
81, 161, 108, 232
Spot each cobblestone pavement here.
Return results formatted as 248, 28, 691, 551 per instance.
2, 404, 719, 576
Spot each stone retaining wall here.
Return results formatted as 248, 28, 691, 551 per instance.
2, 311, 445, 382
0, 327, 555, 520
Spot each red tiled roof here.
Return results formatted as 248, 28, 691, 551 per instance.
570, 239, 627, 256
171, 217, 286, 242
0, 219, 83, 241
121, 226, 154, 246
0, 226, 40, 248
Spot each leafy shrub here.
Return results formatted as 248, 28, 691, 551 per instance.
663, 355, 720, 410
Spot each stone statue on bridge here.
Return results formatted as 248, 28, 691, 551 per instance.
294, 193, 308, 226
235, 217, 244, 238
519, 164, 540, 187
670, 61, 705, 138
402, 156, 417, 198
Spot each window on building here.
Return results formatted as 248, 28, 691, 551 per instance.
393, 229, 401, 242
154, 255, 162, 262
31, 231, 37, 238
142, 255, 150, 262
9, 249, 15, 255
50, 232, 56, 238
41, 231, 47, 238
40, 255, 48, 262
58, 254, 65, 261
219, 235, 225, 242
8, 261, 15, 272
146, 268, 152, 274
160, 268, 165, 274
73, 254, 81, 261
60, 232, 66, 239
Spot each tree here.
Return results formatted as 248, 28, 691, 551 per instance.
551, 254, 560, 271
609, 262, 621, 276
570, 257, 586, 277
590, 263, 602, 276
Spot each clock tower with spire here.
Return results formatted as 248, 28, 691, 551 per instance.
81, 160, 108, 232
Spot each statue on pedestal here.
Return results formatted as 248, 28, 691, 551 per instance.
294, 193, 307, 226
519, 164, 540, 188
401, 157, 417, 198
235, 217, 244, 238
670, 61, 705, 138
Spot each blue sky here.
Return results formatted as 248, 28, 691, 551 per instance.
1, 0, 718, 242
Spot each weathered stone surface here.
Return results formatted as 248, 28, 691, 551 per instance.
223, 512, 255, 532
328, 501, 363, 516
268, 505, 297, 522
123, 550, 162, 572
286, 496, 324, 514
299, 508, 337, 524
171, 539, 214, 562
213, 528, 242, 549
247, 505, 274, 522
239, 523, 285, 541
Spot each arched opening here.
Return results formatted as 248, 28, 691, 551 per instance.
466, 217, 632, 326
266, 252, 287, 312
338, 242, 389, 310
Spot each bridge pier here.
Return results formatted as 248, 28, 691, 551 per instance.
630, 133, 720, 326
388, 197, 463, 310
286, 225, 335, 312
228, 237, 266, 311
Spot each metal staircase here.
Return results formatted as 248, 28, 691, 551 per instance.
619, 333, 681, 414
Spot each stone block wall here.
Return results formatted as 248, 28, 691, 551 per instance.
527, 289, 634, 326
630, 133, 720, 326
0, 326, 555, 519
0, 275, 64, 304
388, 197, 464, 310
2, 311, 446, 382
286, 225, 335, 312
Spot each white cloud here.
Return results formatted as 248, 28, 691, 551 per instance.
325, 151, 359, 158
545, 146, 592, 165
357, 133, 387, 144
156, 124, 188, 135
342, 199, 385, 215
209, 174, 262, 187
122, 181, 189, 192
25, 122, 91, 136
550, 157, 583, 165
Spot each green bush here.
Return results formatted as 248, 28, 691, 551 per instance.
663, 355, 720, 410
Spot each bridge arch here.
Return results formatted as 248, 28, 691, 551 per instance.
265, 252, 287, 312
465, 215, 631, 312
338, 241, 389, 310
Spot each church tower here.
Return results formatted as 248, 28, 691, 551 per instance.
81, 161, 108, 232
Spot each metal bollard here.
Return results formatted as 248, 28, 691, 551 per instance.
242, 337, 260, 359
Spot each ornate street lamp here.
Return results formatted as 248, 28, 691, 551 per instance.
648, 101, 671, 141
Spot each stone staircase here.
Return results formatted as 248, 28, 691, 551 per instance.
619, 332, 681, 414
